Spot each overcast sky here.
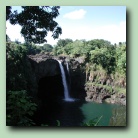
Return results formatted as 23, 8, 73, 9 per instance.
6, 6, 126, 45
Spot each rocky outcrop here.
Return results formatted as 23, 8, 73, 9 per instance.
105, 93, 126, 106
85, 84, 111, 103
28, 55, 61, 82
68, 58, 86, 99
85, 64, 126, 105
85, 83, 126, 105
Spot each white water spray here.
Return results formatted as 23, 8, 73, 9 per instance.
66, 62, 69, 73
58, 60, 74, 102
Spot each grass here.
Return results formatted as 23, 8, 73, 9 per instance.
82, 116, 103, 126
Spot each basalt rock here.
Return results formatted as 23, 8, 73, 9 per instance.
28, 55, 61, 82
68, 58, 86, 99
85, 83, 126, 105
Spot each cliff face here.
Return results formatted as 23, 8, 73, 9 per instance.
27, 54, 126, 105
68, 58, 86, 99
85, 83, 126, 105
27, 54, 86, 101
28, 54, 63, 102
28, 55, 61, 82
85, 71, 126, 105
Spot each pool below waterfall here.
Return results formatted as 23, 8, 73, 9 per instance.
35, 60, 126, 127
34, 99, 126, 127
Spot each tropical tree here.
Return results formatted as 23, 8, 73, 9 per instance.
56, 38, 73, 47
6, 6, 62, 44
41, 44, 53, 52
90, 47, 116, 74
116, 44, 126, 74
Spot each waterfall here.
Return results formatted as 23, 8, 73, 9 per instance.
66, 62, 71, 93
58, 60, 74, 102
66, 62, 69, 73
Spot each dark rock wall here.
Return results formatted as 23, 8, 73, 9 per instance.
37, 75, 64, 103
68, 59, 86, 99
28, 57, 63, 101
85, 79, 126, 105
28, 55, 86, 101
28, 58, 61, 82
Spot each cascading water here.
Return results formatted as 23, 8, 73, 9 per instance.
66, 62, 69, 73
66, 62, 71, 93
58, 60, 74, 102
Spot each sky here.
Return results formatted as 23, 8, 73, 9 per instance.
6, 6, 126, 46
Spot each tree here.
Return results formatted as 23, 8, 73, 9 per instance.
90, 47, 116, 74
6, 6, 62, 44
6, 34, 11, 42
87, 39, 112, 49
6, 6, 12, 20
56, 38, 73, 47
116, 45, 126, 74
7, 90, 37, 126
42, 44, 53, 52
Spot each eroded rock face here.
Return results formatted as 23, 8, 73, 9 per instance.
105, 93, 126, 105
85, 83, 126, 105
28, 55, 61, 81
68, 58, 86, 99
85, 84, 111, 103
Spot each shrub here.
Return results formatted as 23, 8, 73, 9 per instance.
6, 90, 37, 126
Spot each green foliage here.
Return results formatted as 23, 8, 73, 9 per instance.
7, 6, 62, 44
57, 38, 73, 47
53, 38, 73, 55
114, 87, 126, 94
6, 42, 38, 93
53, 39, 126, 76
87, 39, 112, 49
41, 44, 53, 52
82, 116, 103, 126
6, 34, 11, 42
116, 45, 126, 75
86, 82, 113, 94
90, 47, 116, 74
56, 120, 61, 126
41, 120, 61, 127
6, 42, 28, 91
6, 90, 37, 126
22, 42, 42, 55
53, 39, 114, 57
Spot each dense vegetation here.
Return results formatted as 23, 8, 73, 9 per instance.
6, 38, 126, 126
53, 38, 126, 75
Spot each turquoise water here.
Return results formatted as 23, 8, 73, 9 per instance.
35, 100, 126, 126
80, 101, 125, 126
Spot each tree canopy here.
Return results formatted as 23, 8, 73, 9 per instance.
6, 6, 62, 44
41, 44, 53, 52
